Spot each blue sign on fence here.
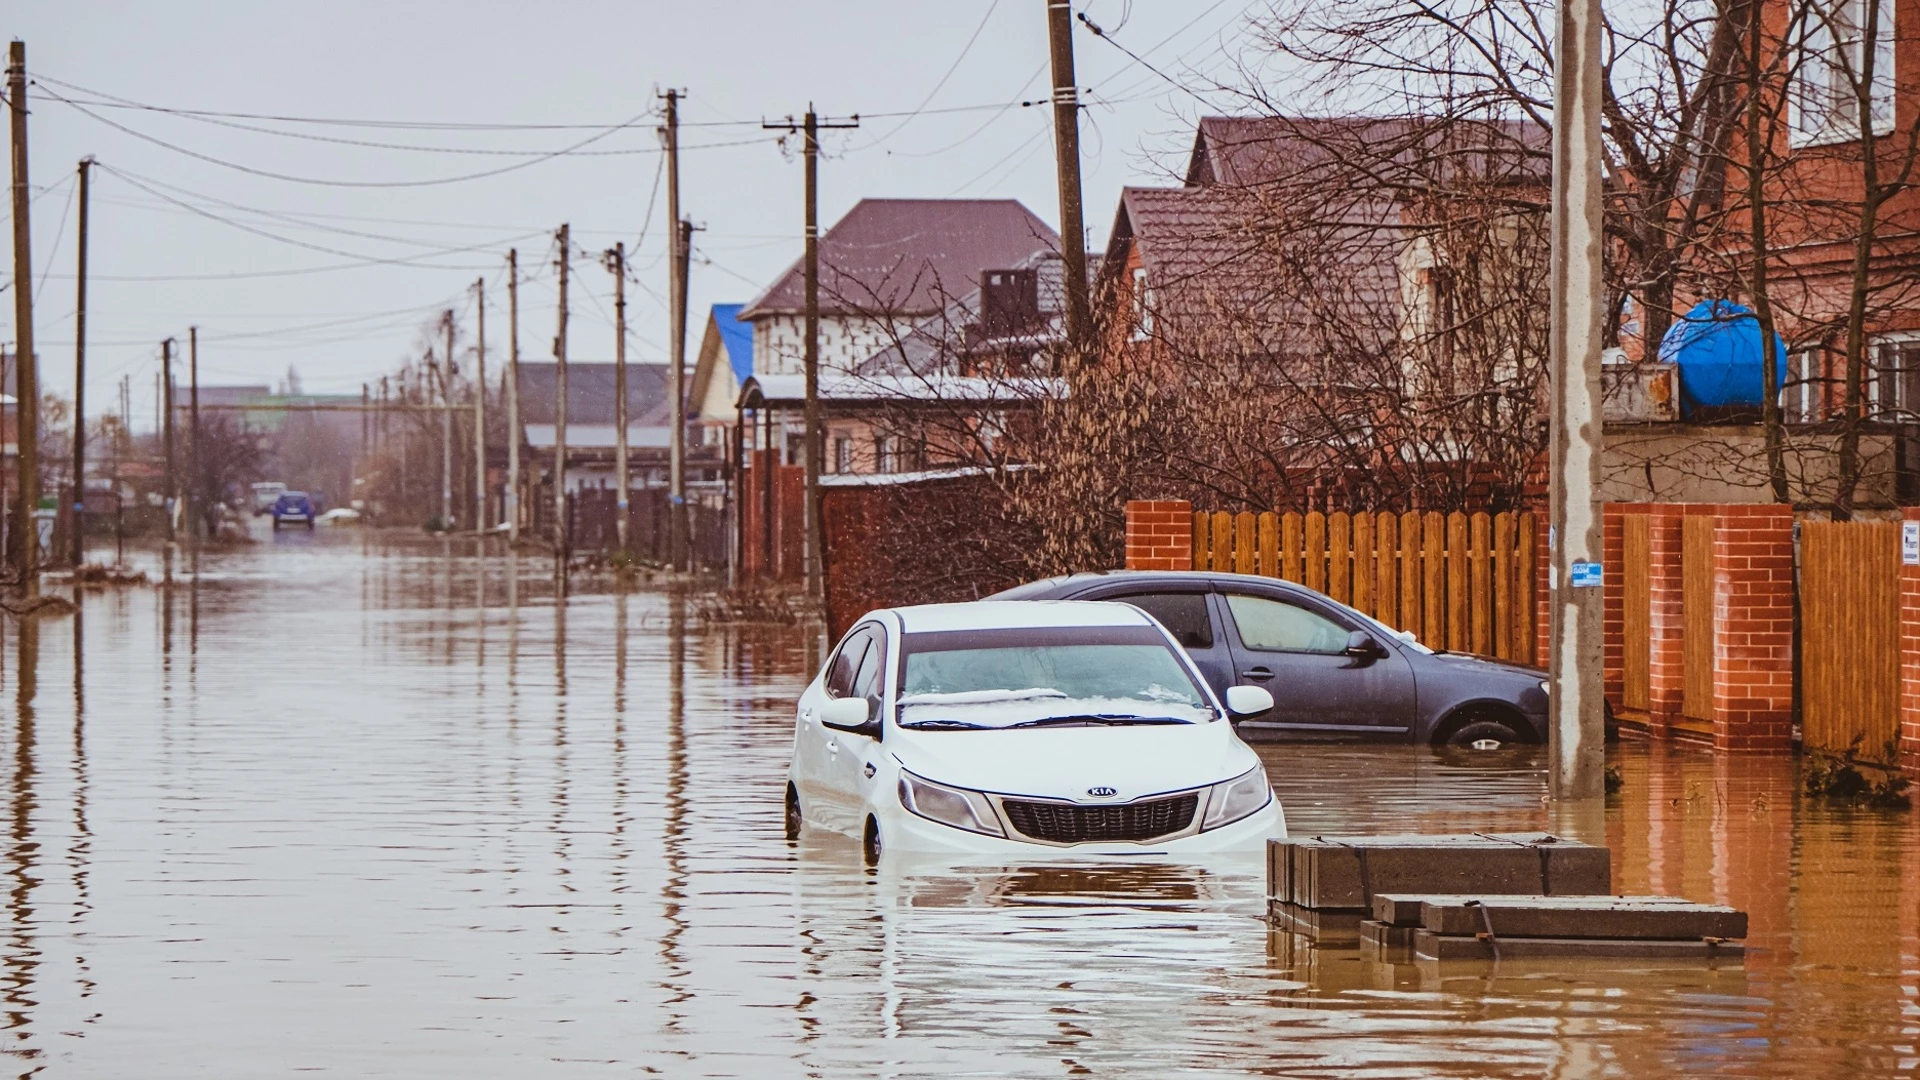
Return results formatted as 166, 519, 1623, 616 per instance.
1570, 561, 1603, 588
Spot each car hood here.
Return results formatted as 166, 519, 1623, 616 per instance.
1429, 653, 1543, 681
888, 721, 1257, 803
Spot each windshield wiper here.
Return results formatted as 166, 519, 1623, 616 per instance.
1006, 714, 1190, 729
898, 718, 992, 730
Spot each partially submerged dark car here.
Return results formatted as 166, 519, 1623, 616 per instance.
989, 570, 1561, 748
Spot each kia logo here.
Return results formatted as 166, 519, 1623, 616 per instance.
1086, 786, 1118, 799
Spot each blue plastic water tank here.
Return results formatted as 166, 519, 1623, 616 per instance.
1656, 299, 1787, 417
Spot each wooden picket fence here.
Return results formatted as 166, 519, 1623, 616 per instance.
1191, 509, 1540, 664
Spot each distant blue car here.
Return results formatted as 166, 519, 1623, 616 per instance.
271, 491, 315, 530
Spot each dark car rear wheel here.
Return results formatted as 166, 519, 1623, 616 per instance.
862, 816, 882, 866
784, 783, 802, 841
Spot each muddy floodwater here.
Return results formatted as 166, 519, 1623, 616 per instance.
0, 530, 1913, 1077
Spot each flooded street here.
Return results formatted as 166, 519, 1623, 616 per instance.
0, 530, 1911, 1077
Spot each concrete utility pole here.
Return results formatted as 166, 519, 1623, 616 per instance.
764, 107, 858, 602
472, 277, 487, 535
440, 311, 454, 529
161, 338, 176, 546
553, 225, 570, 588
607, 241, 630, 556
662, 89, 688, 571
673, 217, 693, 566
1045, 0, 1091, 353
72, 156, 91, 567
189, 326, 200, 544
506, 248, 521, 544
1548, 0, 1608, 800
8, 41, 40, 593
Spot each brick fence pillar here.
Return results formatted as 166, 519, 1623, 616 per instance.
1644, 504, 1687, 735
1124, 500, 1193, 571
1603, 503, 1626, 706
1710, 504, 1795, 753
1901, 507, 1920, 774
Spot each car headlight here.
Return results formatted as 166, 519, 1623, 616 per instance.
898, 772, 1005, 837
1201, 765, 1272, 831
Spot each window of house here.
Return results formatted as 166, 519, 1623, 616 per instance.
1793, 0, 1896, 145
833, 434, 852, 474
785, 432, 805, 467
874, 434, 894, 474
1869, 335, 1920, 419
1130, 265, 1155, 341
1786, 348, 1824, 423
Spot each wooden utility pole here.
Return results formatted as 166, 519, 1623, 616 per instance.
663, 89, 688, 571
161, 338, 176, 545
71, 156, 91, 567
607, 241, 630, 556
1548, 0, 1607, 800
506, 248, 521, 544
553, 225, 570, 585
8, 41, 41, 592
1045, 1, 1091, 353
189, 325, 200, 543
764, 107, 858, 602
440, 311, 454, 529
472, 278, 487, 535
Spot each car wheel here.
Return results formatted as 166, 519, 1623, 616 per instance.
784, 783, 802, 841
1442, 715, 1524, 750
862, 816, 882, 866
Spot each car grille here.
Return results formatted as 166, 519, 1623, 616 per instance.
1001, 793, 1199, 844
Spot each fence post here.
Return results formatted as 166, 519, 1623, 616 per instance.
1709, 504, 1794, 752
1123, 499, 1193, 571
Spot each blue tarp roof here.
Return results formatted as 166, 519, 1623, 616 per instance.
1656, 299, 1786, 416
712, 304, 754, 385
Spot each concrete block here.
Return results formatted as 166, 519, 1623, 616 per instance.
1412, 930, 1746, 961
1412, 895, 1748, 940
1267, 834, 1610, 910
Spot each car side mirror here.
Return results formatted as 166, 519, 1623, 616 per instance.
820, 696, 880, 737
1224, 685, 1274, 718
1344, 630, 1384, 659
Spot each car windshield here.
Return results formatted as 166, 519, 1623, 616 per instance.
896, 625, 1213, 730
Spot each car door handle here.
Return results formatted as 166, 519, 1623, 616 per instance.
1240, 667, 1275, 681
826, 740, 839, 754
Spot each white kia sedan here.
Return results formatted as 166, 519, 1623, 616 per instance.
786, 600, 1286, 859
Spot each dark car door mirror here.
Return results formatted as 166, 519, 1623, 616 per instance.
1343, 630, 1385, 659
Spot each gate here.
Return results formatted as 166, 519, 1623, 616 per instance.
1622, 514, 1651, 711
1681, 515, 1715, 724
1800, 521, 1902, 762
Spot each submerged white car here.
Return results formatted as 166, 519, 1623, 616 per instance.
786, 600, 1286, 859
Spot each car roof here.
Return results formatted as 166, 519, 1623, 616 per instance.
888, 599, 1156, 634
990, 569, 1318, 597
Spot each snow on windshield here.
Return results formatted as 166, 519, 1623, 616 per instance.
898, 637, 1212, 728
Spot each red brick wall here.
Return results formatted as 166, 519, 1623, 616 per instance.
1709, 504, 1795, 753
1124, 500, 1194, 571
1901, 508, 1920, 774
1645, 504, 1688, 728
1603, 504, 1626, 704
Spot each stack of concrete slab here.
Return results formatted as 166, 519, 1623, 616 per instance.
1268, 834, 1747, 961
1364, 894, 1747, 959
1268, 833, 1612, 939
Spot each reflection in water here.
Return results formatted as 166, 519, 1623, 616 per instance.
0, 531, 1908, 1078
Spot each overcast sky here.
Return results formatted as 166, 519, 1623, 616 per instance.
9, 1, 1263, 429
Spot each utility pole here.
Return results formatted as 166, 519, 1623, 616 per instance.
8, 41, 40, 593
473, 278, 487, 535
764, 107, 858, 603
440, 311, 454, 529
506, 248, 521, 545
663, 89, 688, 571
161, 338, 176, 546
553, 225, 570, 587
1045, 0, 1091, 353
72, 156, 91, 567
189, 326, 200, 544
1548, 0, 1607, 801
607, 241, 630, 556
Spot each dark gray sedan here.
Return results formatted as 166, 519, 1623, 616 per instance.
988, 570, 1552, 747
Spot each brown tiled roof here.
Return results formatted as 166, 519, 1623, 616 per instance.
1184, 115, 1548, 192
739, 198, 1060, 320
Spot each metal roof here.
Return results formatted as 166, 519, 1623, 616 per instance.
736, 372, 1063, 410
710, 303, 754, 384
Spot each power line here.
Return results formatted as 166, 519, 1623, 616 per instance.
859, 0, 1004, 147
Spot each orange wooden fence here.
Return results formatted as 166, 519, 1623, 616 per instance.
1191, 509, 1539, 664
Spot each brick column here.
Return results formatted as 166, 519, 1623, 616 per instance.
1709, 504, 1795, 752
1644, 504, 1687, 734
1603, 503, 1626, 705
1901, 507, 1920, 774
1124, 500, 1193, 571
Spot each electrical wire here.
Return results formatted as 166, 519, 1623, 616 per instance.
858, 0, 1004, 148
33, 177, 76, 306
